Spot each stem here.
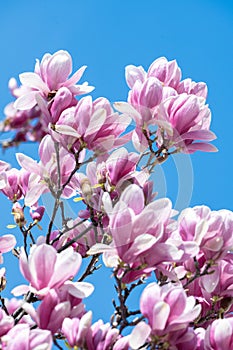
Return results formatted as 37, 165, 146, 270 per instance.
57, 225, 93, 253
46, 198, 60, 244
112, 269, 145, 333
78, 254, 100, 282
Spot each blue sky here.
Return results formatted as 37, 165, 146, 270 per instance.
0, 0, 232, 337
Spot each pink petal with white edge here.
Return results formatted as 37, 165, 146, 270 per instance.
69, 83, 95, 95
22, 302, 38, 323
46, 50, 72, 90
29, 244, 57, 290
63, 65, 87, 86
16, 153, 41, 174
125, 234, 157, 262
19, 72, 49, 92
24, 183, 47, 207
185, 142, 218, 153
64, 281, 94, 298
0, 173, 7, 189
54, 124, 80, 137
49, 248, 81, 288
35, 94, 51, 123
87, 243, 112, 255
129, 321, 151, 349
213, 319, 232, 349
200, 267, 219, 293
11, 284, 30, 296
114, 102, 141, 124
112, 130, 133, 148
121, 184, 144, 215
0, 234, 16, 252
113, 335, 131, 350
132, 129, 148, 152
85, 108, 106, 137
152, 301, 170, 330
14, 91, 38, 110
125, 65, 147, 89
177, 129, 217, 141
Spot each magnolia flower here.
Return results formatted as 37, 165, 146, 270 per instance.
176, 206, 233, 262
62, 311, 93, 348
154, 93, 217, 153
204, 318, 233, 349
116, 56, 216, 154
0, 308, 14, 337
14, 50, 94, 110
16, 134, 79, 206
12, 244, 83, 296
88, 184, 185, 283
86, 319, 127, 350
1, 323, 52, 350
0, 235, 16, 264
53, 96, 132, 153
129, 282, 201, 349
126, 57, 181, 90
62, 312, 129, 350
23, 290, 73, 334
0, 168, 23, 202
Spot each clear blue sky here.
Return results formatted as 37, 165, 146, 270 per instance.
0, 0, 232, 334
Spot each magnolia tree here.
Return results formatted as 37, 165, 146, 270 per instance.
0, 50, 232, 350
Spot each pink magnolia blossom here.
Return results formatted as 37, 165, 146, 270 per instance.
0, 308, 14, 337
4, 100, 41, 130
12, 243, 83, 296
0, 234, 16, 264
177, 78, 208, 99
154, 93, 217, 153
130, 325, 199, 350
21, 279, 94, 335
24, 290, 71, 334
86, 319, 126, 350
0, 166, 31, 202
147, 57, 182, 89
204, 318, 233, 349
62, 312, 129, 350
73, 146, 149, 215
53, 96, 132, 153
127, 77, 163, 121
126, 57, 206, 99
0, 168, 23, 202
29, 205, 45, 222
88, 184, 185, 283
126, 57, 181, 90
16, 134, 80, 206
3, 298, 33, 326
200, 253, 233, 297
176, 206, 233, 262
130, 282, 201, 348
1, 323, 52, 350
116, 57, 216, 154
14, 50, 94, 111
62, 311, 92, 348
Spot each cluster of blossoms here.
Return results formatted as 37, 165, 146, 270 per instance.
0, 50, 231, 349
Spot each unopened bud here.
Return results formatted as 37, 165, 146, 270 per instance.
11, 203, 26, 227
80, 178, 93, 205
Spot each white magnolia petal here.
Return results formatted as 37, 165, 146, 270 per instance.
54, 124, 80, 137
14, 92, 38, 110
87, 243, 112, 255
65, 281, 94, 298
19, 72, 49, 92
